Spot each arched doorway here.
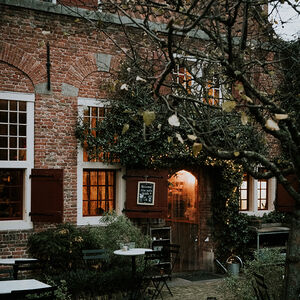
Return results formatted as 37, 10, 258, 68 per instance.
167, 170, 201, 271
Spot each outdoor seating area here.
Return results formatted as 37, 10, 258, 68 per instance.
0, 212, 289, 300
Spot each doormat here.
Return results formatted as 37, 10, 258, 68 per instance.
174, 271, 223, 282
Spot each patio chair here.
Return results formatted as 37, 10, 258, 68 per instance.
160, 244, 180, 295
8, 286, 56, 300
82, 249, 108, 271
252, 272, 271, 300
137, 249, 175, 299
13, 260, 41, 280
0, 268, 13, 280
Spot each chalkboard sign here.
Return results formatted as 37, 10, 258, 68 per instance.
137, 181, 155, 205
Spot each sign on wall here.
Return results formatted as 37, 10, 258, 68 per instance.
137, 181, 155, 205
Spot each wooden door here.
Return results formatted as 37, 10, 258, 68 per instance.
167, 170, 201, 271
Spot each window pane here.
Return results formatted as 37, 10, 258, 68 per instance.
0, 112, 8, 122
83, 201, 88, 216
89, 201, 98, 215
19, 102, 26, 111
99, 186, 105, 199
261, 181, 267, 189
0, 124, 8, 135
82, 169, 116, 216
0, 137, 8, 148
90, 186, 97, 200
10, 101, 17, 111
0, 169, 23, 220
108, 186, 114, 198
82, 186, 88, 200
241, 190, 247, 199
10, 125, 17, 136
10, 112, 17, 123
0, 100, 27, 162
9, 150, 17, 160
0, 149, 8, 160
19, 113, 26, 124
18, 150, 26, 161
9, 137, 17, 148
19, 125, 26, 136
0, 100, 8, 110
19, 138, 26, 148
241, 201, 247, 210
241, 181, 247, 189
98, 171, 105, 185
107, 171, 114, 184
261, 190, 267, 199
90, 171, 97, 186
92, 107, 98, 117
260, 200, 267, 209
83, 171, 89, 185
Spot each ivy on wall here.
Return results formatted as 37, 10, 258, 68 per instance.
75, 60, 270, 261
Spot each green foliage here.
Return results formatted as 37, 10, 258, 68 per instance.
211, 163, 253, 261
220, 248, 285, 300
28, 223, 101, 274
27, 213, 150, 296
75, 60, 266, 169
260, 210, 291, 224
100, 211, 150, 251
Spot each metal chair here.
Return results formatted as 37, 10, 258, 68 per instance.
13, 260, 41, 280
138, 250, 167, 299
160, 244, 180, 296
252, 272, 271, 300
137, 247, 179, 300
9, 286, 56, 300
82, 249, 108, 271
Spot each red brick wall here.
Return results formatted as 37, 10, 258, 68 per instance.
0, 3, 127, 257
0, 3, 214, 265
0, 231, 32, 258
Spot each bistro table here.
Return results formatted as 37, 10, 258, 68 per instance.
0, 258, 38, 279
114, 248, 152, 277
0, 279, 51, 295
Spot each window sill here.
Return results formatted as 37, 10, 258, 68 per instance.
77, 216, 105, 226
0, 219, 33, 231
240, 210, 274, 217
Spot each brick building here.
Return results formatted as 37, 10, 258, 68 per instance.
0, 0, 289, 272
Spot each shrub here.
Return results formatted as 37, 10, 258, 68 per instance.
28, 223, 102, 274
220, 248, 285, 300
27, 212, 150, 296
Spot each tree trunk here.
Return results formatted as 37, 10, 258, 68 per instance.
284, 210, 300, 300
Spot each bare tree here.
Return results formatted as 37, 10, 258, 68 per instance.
64, 0, 300, 298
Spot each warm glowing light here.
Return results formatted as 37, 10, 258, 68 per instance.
175, 170, 196, 185
168, 170, 198, 223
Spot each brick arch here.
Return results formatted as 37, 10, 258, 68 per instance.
78, 70, 114, 99
0, 42, 46, 85
65, 54, 98, 89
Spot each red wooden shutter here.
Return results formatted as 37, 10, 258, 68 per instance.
30, 169, 64, 223
124, 169, 168, 219
276, 175, 298, 212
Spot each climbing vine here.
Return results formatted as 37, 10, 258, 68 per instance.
75, 59, 268, 261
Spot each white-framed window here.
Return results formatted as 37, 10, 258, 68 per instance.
77, 97, 125, 226
0, 91, 34, 230
239, 174, 276, 216
41, 0, 57, 3
172, 55, 223, 106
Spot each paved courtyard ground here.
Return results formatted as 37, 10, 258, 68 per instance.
162, 277, 225, 300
